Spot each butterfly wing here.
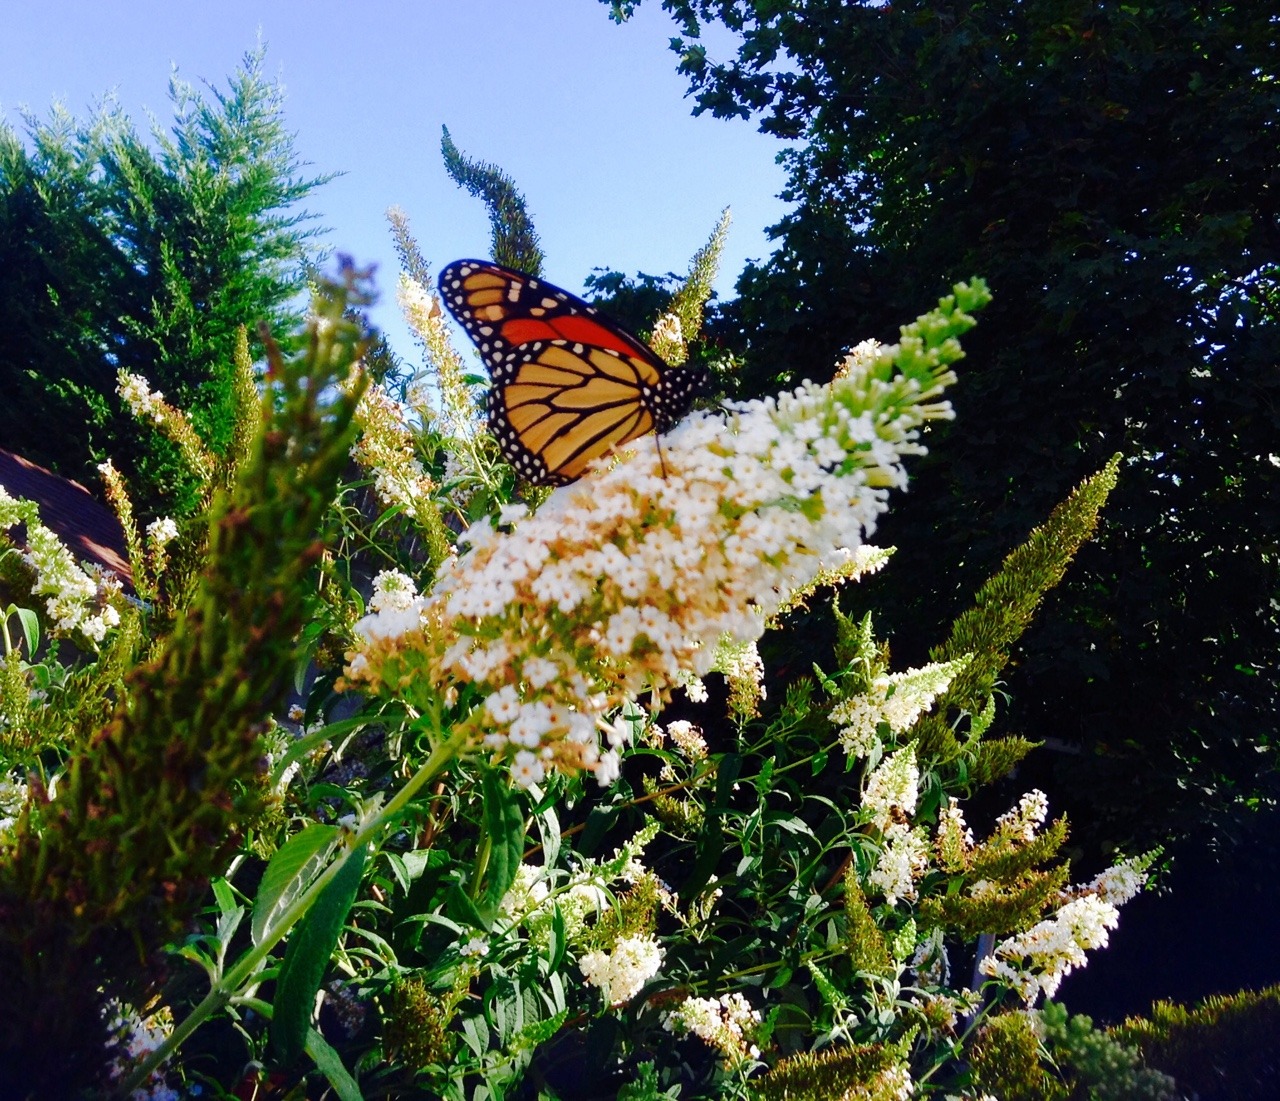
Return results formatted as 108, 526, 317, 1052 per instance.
439, 259, 705, 485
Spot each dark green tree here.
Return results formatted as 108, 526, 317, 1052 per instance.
602, 1, 1280, 856
0, 46, 329, 515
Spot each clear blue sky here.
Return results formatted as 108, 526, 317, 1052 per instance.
1, 1, 790, 359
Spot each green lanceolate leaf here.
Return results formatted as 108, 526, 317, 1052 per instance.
252, 823, 340, 946
305, 1027, 364, 1101
478, 768, 525, 916
12, 606, 39, 654
271, 842, 368, 1065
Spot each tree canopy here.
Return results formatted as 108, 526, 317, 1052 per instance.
606, 0, 1280, 855
0, 47, 328, 515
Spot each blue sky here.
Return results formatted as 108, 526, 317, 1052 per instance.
1, 1, 791, 359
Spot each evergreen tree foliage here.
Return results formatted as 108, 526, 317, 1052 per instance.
603, 0, 1280, 856
0, 46, 329, 515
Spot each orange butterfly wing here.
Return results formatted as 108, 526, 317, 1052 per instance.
439, 259, 706, 485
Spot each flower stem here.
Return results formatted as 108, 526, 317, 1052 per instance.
117, 726, 472, 1096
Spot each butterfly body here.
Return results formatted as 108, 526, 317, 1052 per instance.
439, 259, 709, 485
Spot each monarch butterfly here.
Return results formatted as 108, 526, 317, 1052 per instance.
439, 259, 710, 486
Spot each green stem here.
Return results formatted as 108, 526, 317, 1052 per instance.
471, 830, 492, 901
719, 947, 829, 983
117, 726, 473, 1096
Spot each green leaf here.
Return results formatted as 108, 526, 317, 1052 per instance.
252, 823, 339, 946
547, 904, 567, 972
446, 882, 487, 931
212, 877, 236, 916
13, 606, 38, 654
271, 843, 368, 1065
305, 1027, 363, 1101
478, 769, 525, 915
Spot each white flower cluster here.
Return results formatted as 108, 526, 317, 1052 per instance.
117, 371, 167, 422
0, 485, 121, 644
834, 339, 884, 380
397, 273, 479, 443
499, 862, 608, 945
579, 933, 663, 1006
874, 1063, 915, 1101
369, 569, 419, 614
996, 789, 1050, 842
498, 826, 660, 950
648, 311, 685, 364
1084, 855, 1150, 907
664, 991, 762, 1067
458, 936, 488, 958
146, 517, 179, 548
345, 312, 966, 788
863, 745, 920, 831
938, 798, 975, 846
664, 719, 708, 761
870, 823, 930, 905
0, 772, 29, 836
830, 658, 965, 758
350, 381, 437, 518
715, 637, 767, 722
979, 894, 1120, 1004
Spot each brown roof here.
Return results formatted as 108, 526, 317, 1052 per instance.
0, 448, 134, 587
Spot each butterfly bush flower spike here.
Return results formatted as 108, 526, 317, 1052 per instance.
664, 992, 762, 1068
349, 378, 441, 519
863, 745, 920, 831
0, 486, 121, 645
979, 894, 1121, 1004
343, 282, 990, 788
579, 933, 664, 1006
871, 824, 930, 905
973, 799, 1152, 1004
831, 657, 966, 758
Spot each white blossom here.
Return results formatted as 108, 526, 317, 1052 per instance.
579, 933, 663, 1006
979, 895, 1121, 1004
0, 773, 29, 835
830, 657, 965, 758
870, 822, 930, 905
864, 745, 920, 831
996, 789, 1050, 842
664, 720, 708, 760
664, 991, 761, 1067
0, 485, 121, 645
344, 293, 977, 789
145, 517, 179, 548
